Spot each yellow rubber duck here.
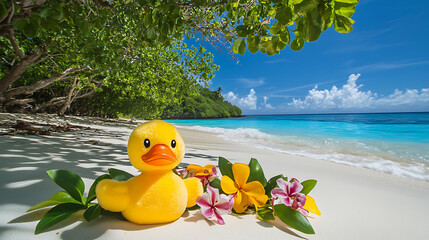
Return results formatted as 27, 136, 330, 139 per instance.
96, 120, 203, 224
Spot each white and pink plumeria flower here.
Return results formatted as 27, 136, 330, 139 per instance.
196, 185, 234, 224
271, 178, 309, 216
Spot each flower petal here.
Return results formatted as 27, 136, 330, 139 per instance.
280, 196, 292, 207
196, 195, 211, 208
247, 194, 269, 208
241, 181, 267, 205
276, 178, 288, 192
187, 164, 204, 174
206, 185, 219, 206
201, 206, 214, 219
271, 188, 288, 199
303, 195, 321, 215
294, 193, 306, 208
215, 195, 234, 214
221, 176, 238, 194
233, 191, 250, 213
204, 164, 216, 172
211, 166, 218, 176
232, 163, 250, 187
214, 209, 225, 225
289, 179, 303, 195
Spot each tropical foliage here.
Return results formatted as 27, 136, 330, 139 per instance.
162, 87, 242, 119
0, 0, 359, 115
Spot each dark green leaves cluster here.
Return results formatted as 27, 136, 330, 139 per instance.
161, 87, 242, 119
229, 0, 359, 55
28, 168, 132, 234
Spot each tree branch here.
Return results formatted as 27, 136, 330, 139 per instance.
6, 27, 25, 59
3, 66, 88, 99
0, 48, 45, 95
3, 98, 35, 107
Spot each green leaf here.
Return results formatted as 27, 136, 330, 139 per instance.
39, 8, 50, 19
236, 25, 249, 37
108, 168, 133, 182
300, 179, 317, 195
270, 21, 283, 35
275, 6, 293, 25
335, 0, 359, 3
256, 205, 275, 221
246, 35, 260, 54
334, 2, 356, 18
24, 15, 40, 37
87, 174, 111, 204
147, 26, 156, 40
291, 36, 304, 51
47, 170, 85, 203
218, 157, 234, 180
27, 192, 81, 212
274, 204, 315, 234
81, 21, 90, 37
13, 19, 28, 31
83, 204, 101, 222
273, 35, 286, 51
320, 5, 334, 30
334, 14, 354, 33
279, 30, 290, 44
35, 203, 84, 234
0, 1, 7, 19
52, 3, 63, 21
261, 40, 276, 56
265, 174, 284, 197
294, 0, 316, 14
306, 7, 323, 42
238, 38, 246, 55
247, 158, 267, 186
208, 177, 222, 192
232, 38, 246, 55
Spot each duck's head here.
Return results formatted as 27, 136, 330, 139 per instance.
128, 120, 185, 172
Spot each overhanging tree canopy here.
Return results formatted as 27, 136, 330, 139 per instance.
0, 0, 359, 115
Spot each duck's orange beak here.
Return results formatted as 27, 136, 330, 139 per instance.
141, 144, 177, 166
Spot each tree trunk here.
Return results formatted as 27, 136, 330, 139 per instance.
58, 77, 78, 116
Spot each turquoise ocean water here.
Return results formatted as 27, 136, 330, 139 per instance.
167, 112, 429, 181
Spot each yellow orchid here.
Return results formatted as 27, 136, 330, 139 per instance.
221, 163, 268, 213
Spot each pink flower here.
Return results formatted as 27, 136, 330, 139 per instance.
196, 185, 234, 224
271, 178, 308, 216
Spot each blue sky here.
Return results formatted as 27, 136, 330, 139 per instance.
192, 0, 429, 114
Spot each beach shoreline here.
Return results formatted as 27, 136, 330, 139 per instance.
1, 113, 428, 239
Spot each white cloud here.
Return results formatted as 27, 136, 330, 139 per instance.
237, 78, 265, 88
263, 96, 274, 109
352, 60, 429, 72
288, 74, 429, 112
224, 89, 258, 110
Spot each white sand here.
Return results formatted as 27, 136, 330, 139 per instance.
1, 114, 428, 239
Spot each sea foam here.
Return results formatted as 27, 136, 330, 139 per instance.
180, 125, 429, 181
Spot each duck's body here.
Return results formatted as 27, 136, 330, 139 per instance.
96, 120, 203, 224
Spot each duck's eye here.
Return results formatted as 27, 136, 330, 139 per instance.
171, 140, 176, 148
144, 139, 150, 148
